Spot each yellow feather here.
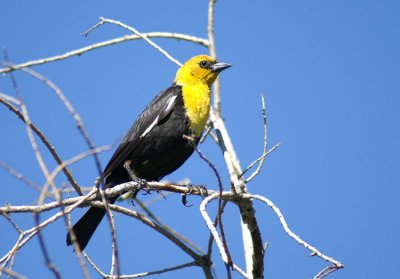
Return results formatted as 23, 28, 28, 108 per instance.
174, 55, 218, 137
181, 83, 211, 137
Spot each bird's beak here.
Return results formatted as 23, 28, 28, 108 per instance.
211, 62, 232, 72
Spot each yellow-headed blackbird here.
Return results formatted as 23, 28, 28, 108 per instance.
66, 55, 231, 250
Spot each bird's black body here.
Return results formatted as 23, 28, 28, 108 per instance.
66, 85, 199, 250
103, 84, 197, 182
66, 54, 231, 251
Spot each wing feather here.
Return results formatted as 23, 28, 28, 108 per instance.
103, 85, 181, 179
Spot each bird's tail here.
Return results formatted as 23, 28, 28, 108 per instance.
66, 178, 118, 251
66, 205, 107, 251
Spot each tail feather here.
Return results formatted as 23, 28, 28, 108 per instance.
66, 206, 106, 251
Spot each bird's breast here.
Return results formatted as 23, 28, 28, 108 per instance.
181, 83, 211, 137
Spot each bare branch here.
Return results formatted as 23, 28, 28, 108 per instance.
206, 4, 265, 273
195, 147, 232, 268
111, 261, 198, 278
250, 194, 344, 274
0, 188, 98, 265
0, 160, 42, 193
314, 265, 343, 279
4, 57, 56, 199
0, 92, 20, 105
243, 95, 268, 183
2, 214, 23, 234
43, 145, 111, 192
4, 53, 65, 278
241, 143, 281, 183
34, 213, 63, 279
82, 251, 108, 277
0, 96, 81, 195
0, 266, 27, 279
87, 18, 182, 67
98, 188, 121, 278
135, 198, 206, 256
200, 194, 248, 278
65, 215, 91, 279
0, 182, 219, 214
200, 193, 229, 265
206, 200, 228, 258
105, 203, 204, 263
208, 0, 222, 118
0, 32, 207, 74
10, 64, 104, 190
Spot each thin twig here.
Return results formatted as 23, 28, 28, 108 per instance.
64, 210, 91, 279
200, 193, 230, 266
206, 200, 228, 258
0, 96, 81, 195
34, 213, 63, 279
209, 109, 244, 190
0, 188, 98, 265
0, 160, 42, 193
195, 147, 232, 268
86, 18, 182, 67
241, 143, 281, 182
250, 194, 344, 274
7, 63, 103, 192
199, 122, 219, 145
0, 266, 27, 279
43, 146, 111, 192
4, 52, 63, 279
2, 214, 23, 234
82, 252, 108, 277
0, 92, 20, 105
104, 203, 202, 262
314, 264, 343, 279
98, 189, 121, 278
40, 144, 110, 275
208, 0, 223, 118
243, 95, 268, 183
135, 199, 205, 255
232, 264, 248, 278
109, 261, 198, 278
3, 58, 56, 201
0, 32, 207, 74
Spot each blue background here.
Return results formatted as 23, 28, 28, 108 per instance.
1, 0, 399, 278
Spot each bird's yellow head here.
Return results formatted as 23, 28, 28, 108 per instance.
174, 55, 231, 87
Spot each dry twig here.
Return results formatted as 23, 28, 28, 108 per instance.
0, 32, 207, 74
0, 94, 81, 195
84, 18, 182, 67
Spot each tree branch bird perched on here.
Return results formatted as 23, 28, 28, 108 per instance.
66, 55, 231, 251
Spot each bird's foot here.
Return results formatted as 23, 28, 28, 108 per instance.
181, 184, 208, 207
186, 184, 208, 197
131, 177, 150, 196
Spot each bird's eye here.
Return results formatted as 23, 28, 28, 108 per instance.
200, 60, 210, 68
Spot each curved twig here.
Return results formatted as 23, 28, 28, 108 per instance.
0, 32, 207, 74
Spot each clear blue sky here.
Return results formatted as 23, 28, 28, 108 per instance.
1, 1, 399, 278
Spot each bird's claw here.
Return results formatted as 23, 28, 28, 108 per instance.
186, 184, 208, 197
132, 178, 150, 196
181, 184, 208, 207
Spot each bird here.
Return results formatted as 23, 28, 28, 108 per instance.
66, 55, 231, 251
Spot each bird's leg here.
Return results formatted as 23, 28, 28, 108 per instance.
183, 134, 197, 148
186, 184, 208, 197
123, 161, 149, 195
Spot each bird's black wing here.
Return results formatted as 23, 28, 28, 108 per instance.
103, 84, 182, 180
